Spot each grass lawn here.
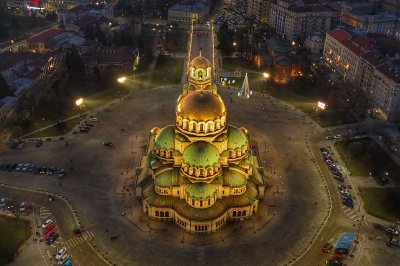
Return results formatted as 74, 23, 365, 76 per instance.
221, 57, 354, 127
132, 56, 184, 89
360, 188, 400, 222
19, 80, 130, 136
335, 137, 400, 177
0, 217, 31, 265
25, 117, 82, 138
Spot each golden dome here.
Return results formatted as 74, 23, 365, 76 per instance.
178, 90, 225, 121
189, 52, 212, 69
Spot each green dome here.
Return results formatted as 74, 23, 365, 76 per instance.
227, 126, 248, 150
154, 126, 175, 150
182, 141, 220, 168
186, 183, 216, 200
224, 170, 247, 187
155, 170, 173, 187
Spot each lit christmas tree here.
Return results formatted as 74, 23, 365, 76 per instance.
238, 73, 252, 99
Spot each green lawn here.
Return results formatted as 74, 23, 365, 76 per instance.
18, 80, 130, 136
132, 56, 184, 89
335, 137, 400, 177
360, 188, 400, 222
25, 116, 82, 138
0, 217, 31, 265
221, 58, 354, 127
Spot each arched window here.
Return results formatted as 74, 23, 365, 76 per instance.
165, 211, 169, 217
191, 68, 195, 78
160, 211, 164, 217
155, 211, 159, 217
206, 68, 210, 79
208, 198, 211, 205
238, 210, 242, 216
233, 211, 237, 217
243, 210, 247, 216
200, 200, 203, 207
198, 70, 203, 80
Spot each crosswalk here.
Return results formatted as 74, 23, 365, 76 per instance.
342, 206, 361, 221
63, 231, 94, 249
39, 206, 52, 220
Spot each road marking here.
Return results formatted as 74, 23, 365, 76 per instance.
347, 211, 355, 216
344, 208, 353, 214
350, 214, 359, 219
64, 231, 94, 249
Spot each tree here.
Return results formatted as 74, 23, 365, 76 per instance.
0, 73, 13, 98
235, 28, 250, 57
347, 141, 363, 158
93, 66, 101, 80
217, 21, 234, 56
65, 47, 85, 74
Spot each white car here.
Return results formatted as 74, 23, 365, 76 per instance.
41, 219, 53, 229
16, 164, 23, 171
58, 254, 69, 265
22, 163, 29, 171
340, 190, 351, 198
334, 135, 342, 139
20, 202, 26, 212
89, 117, 99, 122
390, 239, 400, 247
325, 159, 333, 165
325, 136, 334, 140
55, 247, 67, 260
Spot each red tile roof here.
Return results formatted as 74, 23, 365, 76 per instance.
0, 51, 41, 72
328, 29, 372, 56
27, 29, 65, 44
327, 29, 352, 42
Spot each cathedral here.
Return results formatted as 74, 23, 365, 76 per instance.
135, 51, 265, 233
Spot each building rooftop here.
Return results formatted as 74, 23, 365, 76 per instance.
0, 51, 41, 72
169, 1, 207, 13
27, 29, 65, 44
328, 29, 372, 56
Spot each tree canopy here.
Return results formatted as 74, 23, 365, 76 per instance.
65, 47, 85, 74
217, 21, 234, 56
0, 73, 13, 98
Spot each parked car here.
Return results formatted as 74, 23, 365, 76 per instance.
73, 228, 82, 237
89, 117, 99, 122
58, 254, 69, 265
325, 136, 334, 140
16, 164, 23, 171
36, 140, 43, 147
325, 160, 333, 165
41, 219, 53, 229
19, 202, 26, 212
386, 227, 400, 237
389, 239, 400, 247
328, 259, 342, 265
55, 247, 67, 260
46, 233, 59, 245
334, 175, 345, 182
63, 259, 72, 266
59, 169, 66, 178
40, 167, 47, 174
43, 224, 56, 233
22, 163, 29, 171
373, 223, 386, 231
322, 242, 333, 253
338, 184, 346, 190
342, 199, 353, 208
103, 142, 114, 148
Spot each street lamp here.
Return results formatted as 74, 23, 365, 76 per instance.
233, 42, 237, 47
317, 101, 326, 110
117, 76, 126, 83
75, 98, 83, 106
262, 72, 270, 79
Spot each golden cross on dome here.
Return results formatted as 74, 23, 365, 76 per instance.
199, 48, 202, 57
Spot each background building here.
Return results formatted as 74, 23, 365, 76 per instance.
323, 28, 400, 121
268, 0, 337, 41
168, 1, 209, 24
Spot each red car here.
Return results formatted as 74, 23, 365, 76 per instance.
43, 224, 55, 232
44, 231, 55, 239
322, 243, 333, 253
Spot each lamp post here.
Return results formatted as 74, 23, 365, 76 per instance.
75, 98, 84, 126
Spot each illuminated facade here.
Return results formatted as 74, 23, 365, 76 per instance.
136, 52, 265, 233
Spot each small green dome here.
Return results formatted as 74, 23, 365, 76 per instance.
154, 126, 175, 150
182, 141, 220, 168
186, 183, 216, 200
227, 126, 248, 150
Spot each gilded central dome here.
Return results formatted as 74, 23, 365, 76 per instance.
178, 90, 225, 121
189, 54, 212, 69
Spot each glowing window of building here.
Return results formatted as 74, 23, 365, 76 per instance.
191, 68, 195, 78
198, 70, 203, 80
206, 68, 209, 78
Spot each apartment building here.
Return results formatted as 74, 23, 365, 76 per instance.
269, 0, 337, 41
